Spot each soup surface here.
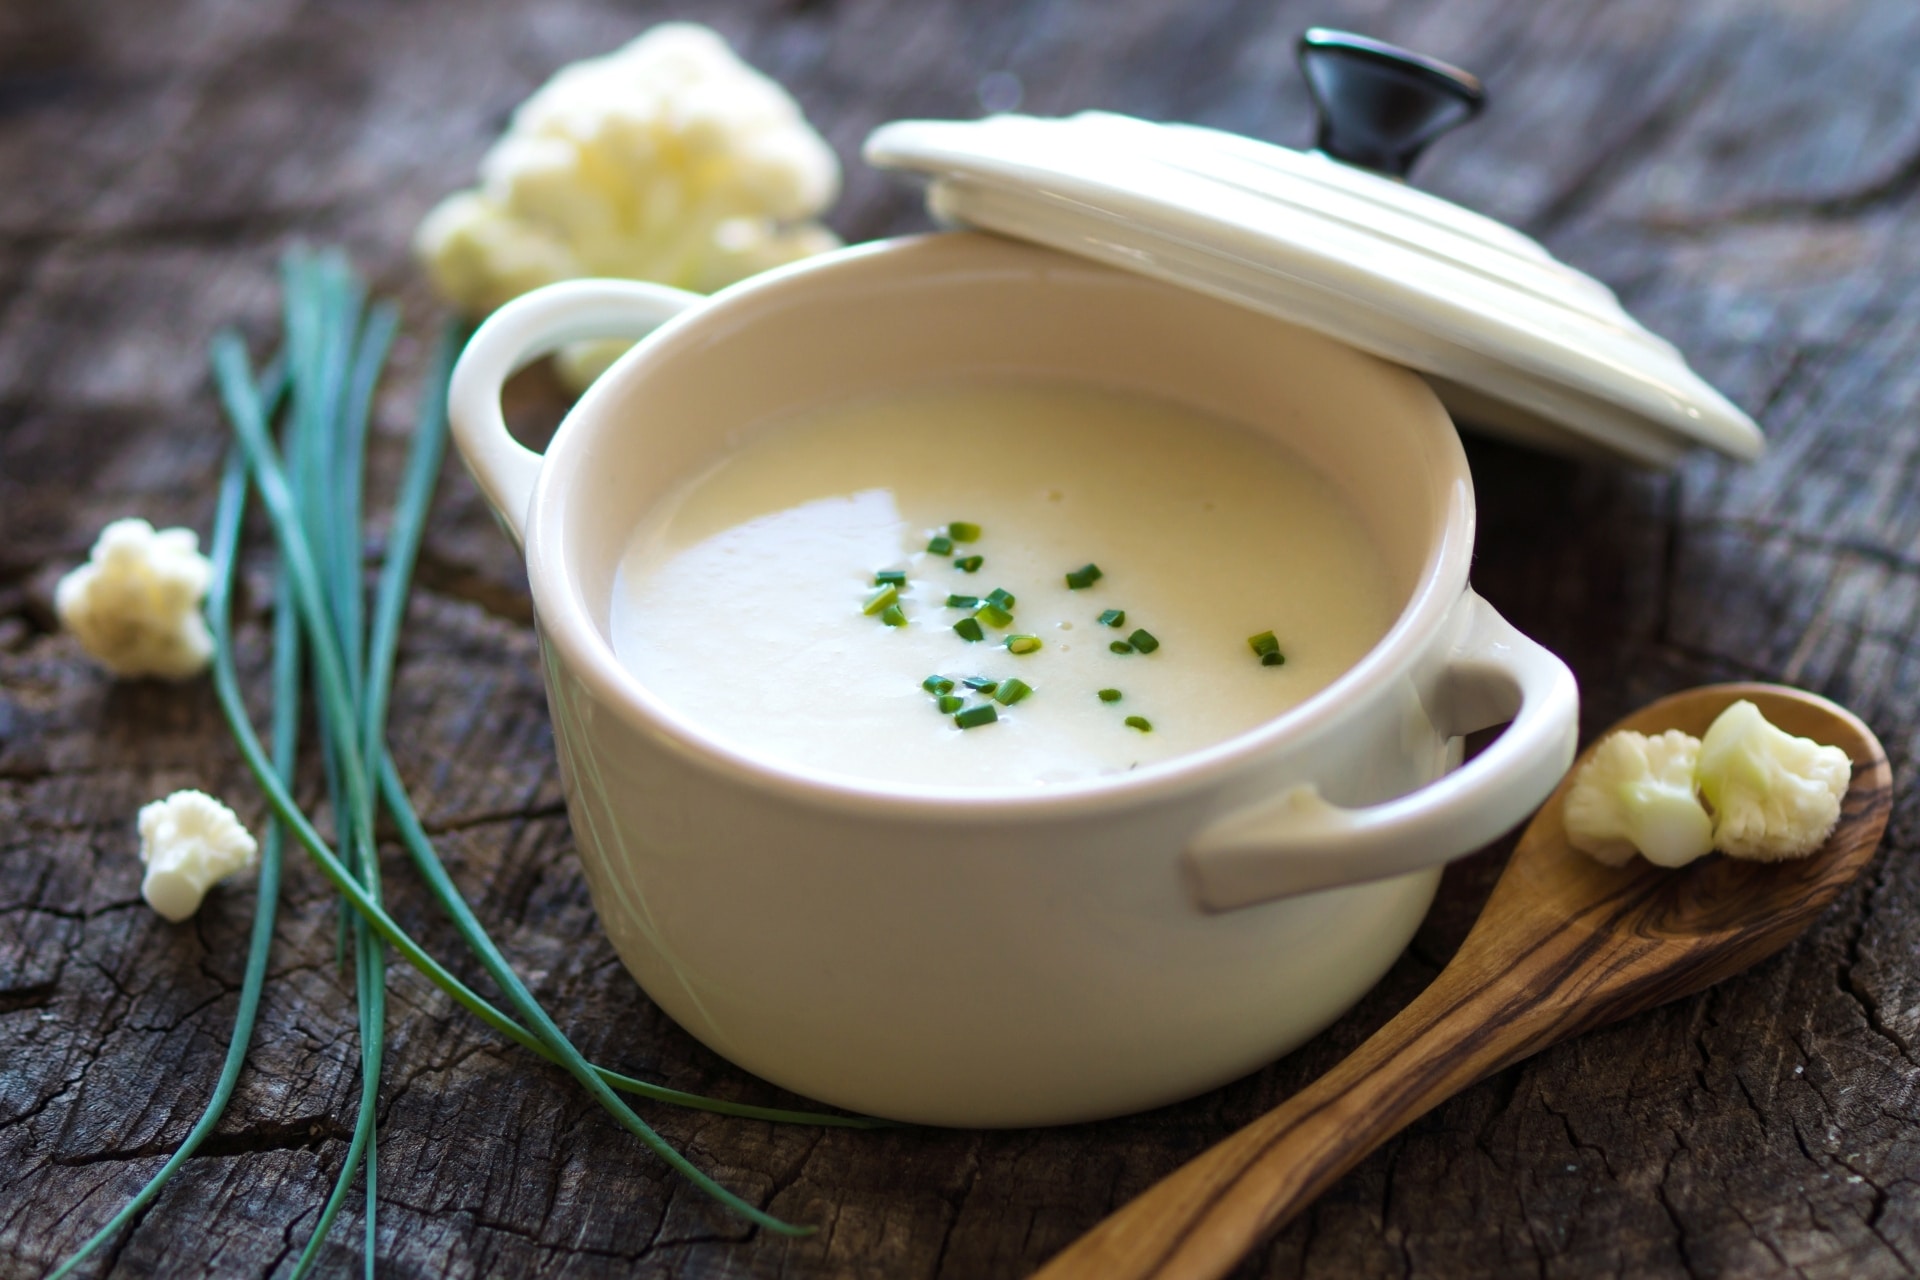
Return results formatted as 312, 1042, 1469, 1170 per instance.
609, 381, 1396, 790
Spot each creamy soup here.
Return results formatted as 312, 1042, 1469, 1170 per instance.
609, 381, 1396, 790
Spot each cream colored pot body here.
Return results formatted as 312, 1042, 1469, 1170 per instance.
450, 234, 1578, 1126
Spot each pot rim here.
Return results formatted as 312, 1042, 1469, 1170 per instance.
521, 234, 1478, 822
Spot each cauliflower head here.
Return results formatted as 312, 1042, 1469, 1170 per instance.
1696, 699, 1851, 861
1564, 729, 1714, 868
414, 21, 841, 388
137, 790, 258, 922
55, 518, 215, 680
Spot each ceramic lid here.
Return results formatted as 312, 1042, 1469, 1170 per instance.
864, 32, 1762, 468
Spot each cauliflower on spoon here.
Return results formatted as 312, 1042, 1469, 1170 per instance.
1565, 698, 1852, 868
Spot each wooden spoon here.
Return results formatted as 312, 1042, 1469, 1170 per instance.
1034, 682, 1891, 1280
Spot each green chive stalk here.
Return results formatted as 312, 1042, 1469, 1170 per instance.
205, 260, 878, 1241
276, 250, 392, 1280
47, 369, 297, 1280
282, 252, 361, 978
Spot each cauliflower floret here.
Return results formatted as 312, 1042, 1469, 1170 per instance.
414, 22, 841, 388
54, 518, 215, 679
1696, 699, 1851, 861
137, 790, 258, 922
1564, 729, 1715, 868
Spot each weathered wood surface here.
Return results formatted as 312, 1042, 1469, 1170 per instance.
3, 1, 1919, 1276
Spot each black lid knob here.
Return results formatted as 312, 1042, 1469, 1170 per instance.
1297, 28, 1484, 179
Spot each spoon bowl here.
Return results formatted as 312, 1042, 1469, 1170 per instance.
1488, 683, 1891, 1029
1035, 682, 1892, 1280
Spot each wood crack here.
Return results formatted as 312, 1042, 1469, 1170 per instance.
414, 799, 568, 838
0, 206, 345, 256
411, 551, 534, 625
51, 1114, 354, 1167
0, 977, 59, 1015
1836, 863, 1916, 1068
1650, 135, 1920, 233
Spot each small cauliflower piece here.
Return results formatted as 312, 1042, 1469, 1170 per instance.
137, 790, 259, 922
1696, 699, 1851, 861
55, 518, 215, 679
414, 22, 841, 388
1564, 729, 1715, 868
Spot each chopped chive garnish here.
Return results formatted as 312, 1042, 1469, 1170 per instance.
1125, 715, 1153, 732
936, 694, 965, 714
974, 603, 1013, 629
954, 555, 983, 573
862, 585, 899, 615
946, 593, 979, 608
986, 587, 1016, 609
923, 675, 954, 696
880, 604, 907, 628
926, 535, 954, 555
954, 617, 985, 642
1098, 688, 1122, 702
1006, 634, 1041, 655
1065, 563, 1103, 590
954, 703, 998, 729
1110, 641, 1134, 654
994, 678, 1032, 706
1128, 628, 1160, 654
1250, 631, 1287, 666
962, 676, 998, 693
949, 521, 982, 543
1098, 609, 1125, 628
874, 569, 907, 587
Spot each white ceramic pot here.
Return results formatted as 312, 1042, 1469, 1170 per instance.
448, 232, 1578, 1127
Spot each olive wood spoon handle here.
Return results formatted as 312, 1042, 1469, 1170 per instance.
1034, 683, 1891, 1280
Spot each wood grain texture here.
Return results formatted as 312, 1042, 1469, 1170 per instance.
5, 2, 1920, 1277
1036, 685, 1895, 1280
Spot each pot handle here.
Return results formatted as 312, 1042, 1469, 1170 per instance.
1183, 592, 1578, 910
448, 279, 702, 548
